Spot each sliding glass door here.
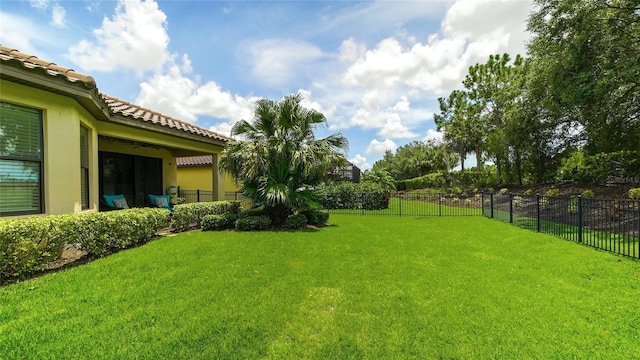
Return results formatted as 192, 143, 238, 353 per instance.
99, 152, 162, 207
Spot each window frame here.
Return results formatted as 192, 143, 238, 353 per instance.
80, 125, 90, 210
0, 101, 45, 216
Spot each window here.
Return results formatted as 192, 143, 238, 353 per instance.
0, 102, 44, 216
80, 125, 89, 209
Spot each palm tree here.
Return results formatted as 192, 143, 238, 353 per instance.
220, 93, 348, 226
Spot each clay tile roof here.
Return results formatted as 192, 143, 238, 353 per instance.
0, 45, 97, 88
101, 95, 232, 142
176, 155, 213, 167
1, 45, 233, 143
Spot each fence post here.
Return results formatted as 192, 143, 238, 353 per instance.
439, 193, 442, 217
536, 194, 541, 232
577, 195, 583, 243
399, 192, 402, 217
509, 193, 514, 224
490, 193, 494, 219
197, 189, 200, 203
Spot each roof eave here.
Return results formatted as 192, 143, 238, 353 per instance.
0, 63, 111, 121
107, 114, 228, 147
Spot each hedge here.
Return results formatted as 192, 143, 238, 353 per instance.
170, 201, 242, 232
0, 208, 170, 282
316, 182, 390, 210
201, 214, 238, 231
235, 216, 271, 231
282, 214, 308, 230
301, 210, 330, 226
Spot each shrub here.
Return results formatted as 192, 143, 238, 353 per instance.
235, 216, 271, 231
545, 188, 560, 196
524, 189, 533, 196
71, 208, 170, 256
499, 188, 509, 195
316, 182, 390, 210
171, 201, 242, 232
282, 214, 308, 230
0, 216, 65, 281
201, 214, 238, 231
301, 210, 330, 226
0, 208, 170, 281
582, 189, 594, 198
629, 188, 640, 200
240, 208, 268, 218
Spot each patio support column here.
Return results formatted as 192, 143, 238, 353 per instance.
211, 153, 225, 201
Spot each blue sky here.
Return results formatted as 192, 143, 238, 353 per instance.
0, 0, 534, 170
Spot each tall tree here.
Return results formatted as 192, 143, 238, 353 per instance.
463, 53, 524, 182
434, 90, 486, 171
220, 93, 348, 226
528, 0, 640, 154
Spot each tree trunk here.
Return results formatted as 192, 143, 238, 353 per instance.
475, 148, 483, 171
269, 203, 292, 228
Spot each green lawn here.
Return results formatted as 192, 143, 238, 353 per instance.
1, 215, 639, 359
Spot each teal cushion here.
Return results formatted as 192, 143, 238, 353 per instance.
148, 194, 171, 209
103, 194, 125, 208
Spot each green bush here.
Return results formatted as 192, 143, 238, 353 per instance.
499, 188, 509, 195
559, 150, 640, 184
629, 188, 640, 200
0, 216, 65, 281
403, 172, 446, 190
201, 214, 238, 231
582, 189, 594, 198
171, 201, 242, 232
70, 208, 170, 256
239, 208, 268, 218
301, 210, 330, 226
235, 216, 271, 231
0, 208, 170, 281
524, 189, 533, 196
316, 182, 390, 210
545, 188, 560, 196
282, 214, 308, 230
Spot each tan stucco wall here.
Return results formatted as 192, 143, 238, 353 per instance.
1, 80, 100, 216
1, 79, 228, 217
177, 166, 239, 192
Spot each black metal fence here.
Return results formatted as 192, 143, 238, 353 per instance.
178, 189, 252, 207
482, 193, 640, 259
326, 192, 482, 217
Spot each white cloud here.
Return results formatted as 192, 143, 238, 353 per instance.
349, 154, 371, 171
366, 139, 397, 154
136, 55, 258, 125
317, 0, 533, 145
67, 0, 169, 73
424, 128, 444, 143
209, 121, 235, 138
0, 13, 40, 52
244, 39, 325, 87
29, 0, 49, 10
50, 4, 65, 27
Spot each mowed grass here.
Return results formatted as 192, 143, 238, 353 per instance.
1, 215, 639, 359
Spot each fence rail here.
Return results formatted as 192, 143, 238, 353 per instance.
482, 193, 640, 259
178, 189, 252, 207
326, 192, 482, 217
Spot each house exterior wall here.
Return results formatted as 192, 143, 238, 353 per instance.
1, 78, 228, 218
177, 166, 238, 192
1, 80, 100, 216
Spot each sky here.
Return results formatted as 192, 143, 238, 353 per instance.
0, 0, 535, 171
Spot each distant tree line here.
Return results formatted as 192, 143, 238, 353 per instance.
374, 0, 639, 186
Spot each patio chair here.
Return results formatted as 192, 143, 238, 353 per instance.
148, 194, 173, 211
101, 194, 130, 211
